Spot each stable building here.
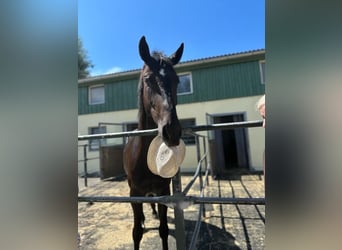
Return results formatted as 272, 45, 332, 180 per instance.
78, 49, 265, 178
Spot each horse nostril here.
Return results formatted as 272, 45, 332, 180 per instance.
162, 124, 180, 147
162, 126, 170, 141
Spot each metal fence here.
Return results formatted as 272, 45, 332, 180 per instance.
78, 120, 265, 250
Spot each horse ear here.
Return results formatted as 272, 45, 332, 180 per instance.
170, 43, 184, 65
139, 36, 153, 66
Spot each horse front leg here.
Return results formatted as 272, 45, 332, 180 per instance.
150, 203, 158, 219
158, 203, 169, 250
131, 202, 144, 250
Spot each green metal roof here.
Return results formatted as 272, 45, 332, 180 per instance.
78, 49, 265, 115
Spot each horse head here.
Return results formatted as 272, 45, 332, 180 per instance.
138, 36, 184, 147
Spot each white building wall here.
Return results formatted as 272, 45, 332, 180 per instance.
78, 95, 265, 175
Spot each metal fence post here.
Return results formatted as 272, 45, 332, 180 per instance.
203, 137, 209, 185
83, 144, 88, 187
172, 171, 186, 250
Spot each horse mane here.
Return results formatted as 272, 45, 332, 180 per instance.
137, 71, 146, 129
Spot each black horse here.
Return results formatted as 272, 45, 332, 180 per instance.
123, 36, 184, 250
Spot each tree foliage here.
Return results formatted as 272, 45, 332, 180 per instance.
78, 38, 93, 79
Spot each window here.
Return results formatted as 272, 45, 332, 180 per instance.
177, 73, 193, 95
88, 126, 106, 151
259, 61, 265, 84
180, 118, 196, 145
125, 122, 138, 132
89, 85, 105, 105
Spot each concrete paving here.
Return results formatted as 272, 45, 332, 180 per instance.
78, 173, 265, 250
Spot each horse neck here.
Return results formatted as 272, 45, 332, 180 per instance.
138, 107, 156, 130
137, 104, 157, 150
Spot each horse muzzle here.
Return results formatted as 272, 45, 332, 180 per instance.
161, 120, 182, 147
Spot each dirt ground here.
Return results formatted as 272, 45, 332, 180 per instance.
78, 173, 265, 250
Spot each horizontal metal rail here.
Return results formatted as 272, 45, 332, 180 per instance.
78, 128, 158, 141
183, 120, 263, 133
78, 157, 99, 162
78, 195, 265, 206
77, 120, 263, 141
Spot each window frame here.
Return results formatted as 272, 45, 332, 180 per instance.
88, 126, 107, 151
88, 84, 105, 105
177, 72, 193, 95
180, 118, 196, 145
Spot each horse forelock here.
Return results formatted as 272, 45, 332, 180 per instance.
151, 50, 165, 60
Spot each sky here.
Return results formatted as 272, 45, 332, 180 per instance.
78, 0, 265, 77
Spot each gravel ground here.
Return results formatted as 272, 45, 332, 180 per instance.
78, 174, 265, 250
